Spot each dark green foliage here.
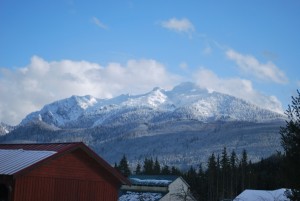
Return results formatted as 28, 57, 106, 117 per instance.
143, 157, 154, 175
134, 149, 287, 201
117, 155, 131, 177
171, 166, 182, 175
135, 162, 142, 175
186, 150, 286, 201
280, 90, 300, 201
161, 165, 170, 175
239, 149, 248, 191
250, 153, 285, 190
220, 147, 230, 199
206, 153, 218, 201
153, 158, 161, 174
229, 150, 238, 198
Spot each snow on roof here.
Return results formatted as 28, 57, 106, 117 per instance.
130, 178, 172, 187
0, 149, 56, 175
234, 189, 290, 201
128, 175, 178, 187
119, 191, 163, 201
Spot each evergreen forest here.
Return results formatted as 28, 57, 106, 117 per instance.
115, 90, 300, 201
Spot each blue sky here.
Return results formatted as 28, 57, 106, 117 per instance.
1, 0, 300, 125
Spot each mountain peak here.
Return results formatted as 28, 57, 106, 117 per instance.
19, 82, 285, 128
69, 95, 98, 109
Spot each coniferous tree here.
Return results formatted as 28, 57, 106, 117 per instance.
161, 165, 171, 175
240, 149, 248, 191
135, 162, 142, 175
207, 153, 218, 201
216, 154, 221, 201
171, 166, 182, 175
230, 150, 238, 198
197, 164, 207, 201
118, 155, 131, 177
280, 90, 300, 201
184, 166, 199, 198
143, 157, 154, 174
220, 147, 230, 199
153, 158, 161, 174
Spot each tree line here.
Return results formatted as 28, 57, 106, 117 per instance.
115, 90, 300, 201
115, 148, 286, 201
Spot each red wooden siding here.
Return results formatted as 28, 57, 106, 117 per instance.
14, 176, 118, 201
12, 149, 119, 201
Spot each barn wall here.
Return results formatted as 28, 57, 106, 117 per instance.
13, 149, 119, 201
13, 176, 118, 201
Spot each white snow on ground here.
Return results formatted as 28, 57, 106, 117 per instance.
119, 191, 162, 201
233, 189, 289, 201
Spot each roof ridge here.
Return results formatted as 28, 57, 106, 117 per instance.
0, 142, 82, 146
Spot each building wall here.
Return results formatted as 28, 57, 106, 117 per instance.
160, 178, 195, 201
12, 149, 120, 201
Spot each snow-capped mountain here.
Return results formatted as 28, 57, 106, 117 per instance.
1, 82, 286, 169
20, 82, 284, 129
0, 122, 13, 135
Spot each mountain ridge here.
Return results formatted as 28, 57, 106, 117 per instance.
0, 82, 286, 168
20, 82, 285, 129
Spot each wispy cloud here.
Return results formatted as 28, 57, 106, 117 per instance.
92, 17, 108, 30
0, 56, 180, 125
226, 49, 288, 84
160, 18, 194, 34
194, 68, 284, 114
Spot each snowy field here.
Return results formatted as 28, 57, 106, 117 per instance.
119, 191, 163, 201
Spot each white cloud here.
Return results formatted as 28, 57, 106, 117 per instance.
92, 17, 108, 30
226, 49, 288, 84
0, 56, 180, 125
160, 18, 194, 34
0, 55, 286, 125
193, 68, 284, 114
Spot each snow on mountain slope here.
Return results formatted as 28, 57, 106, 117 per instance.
0, 122, 13, 135
20, 82, 285, 129
20, 95, 99, 127
2, 82, 286, 169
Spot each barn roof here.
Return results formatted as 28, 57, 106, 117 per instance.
0, 142, 130, 185
0, 149, 56, 175
0, 142, 79, 152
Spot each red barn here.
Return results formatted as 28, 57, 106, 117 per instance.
0, 142, 130, 201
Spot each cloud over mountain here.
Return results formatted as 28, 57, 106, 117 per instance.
0, 56, 180, 125
194, 68, 283, 114
226, 49, 288, 84
0, 55, 284, 125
